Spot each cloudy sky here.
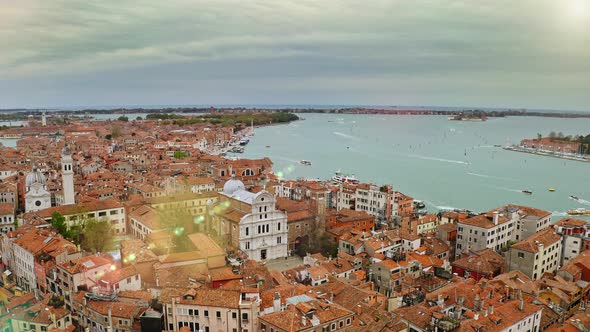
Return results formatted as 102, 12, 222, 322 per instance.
1, 0, 589, 110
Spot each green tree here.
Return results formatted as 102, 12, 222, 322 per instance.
82, 219, 112, 253
136, 116, 142, 121
117, 116, 129, 122
173, 150, 188, 159
50, 212, 68, 236
111, 125, 122, 138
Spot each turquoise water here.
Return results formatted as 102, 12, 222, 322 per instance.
3, 112, 590, 217
239, 114, 590, 216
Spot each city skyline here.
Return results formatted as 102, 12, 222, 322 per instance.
1, 0, 589, 110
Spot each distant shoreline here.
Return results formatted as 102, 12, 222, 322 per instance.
2, 107, 590, 119
503, 145, 590, 163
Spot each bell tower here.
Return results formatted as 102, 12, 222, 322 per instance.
61, 145, 75, 205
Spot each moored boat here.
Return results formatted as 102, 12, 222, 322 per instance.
522, 190, 533, 195
332, 170, 359, 184
568, 208, 590, 215
300, 160, 312, 166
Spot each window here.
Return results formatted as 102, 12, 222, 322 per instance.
277, 237, 282, 244
518, 252, 525, 258
232, 312, 237, 319
242, 313, 249, 320
277, 223, 281, 231
216, 311, 221, 318
204, 310, 209, 317
246, 227, 249, 236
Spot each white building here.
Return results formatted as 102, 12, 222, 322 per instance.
456, 210, 517, 257
55, 255, 114, 310
505, 228, 562, 280
24, 168, 52, 212
333, 183, 395, 222
162, 288, 260, 332
0, 203, 15, 234
554, 217, 589, 265
186, 177, 215, 194
216, 177, 289, 261
128, 205, 160, 241
0, 182, 17, 204
98, 265, 142, 293
8, 227, 80, 294
24, 199, 127, 235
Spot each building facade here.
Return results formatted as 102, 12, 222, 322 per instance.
214, 177, 288, 261
505, 228, 562, 280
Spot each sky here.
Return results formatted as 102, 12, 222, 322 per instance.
0, 0, 589, 110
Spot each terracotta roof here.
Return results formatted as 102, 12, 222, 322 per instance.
0, 202, 14, 215
452, 249, 504, 275
25, 199, 123, 219
555, 217, 587, 227
460, 213, 509, 229
99, 265, 139, 284
511, 228, 561, 253
58, 255, 113, 274
260, 299, 353, 331
178, 288, 242, 308
507, 204, 551, 218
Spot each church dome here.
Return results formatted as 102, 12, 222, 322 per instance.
223, 176, 245, 195
26, 169, 46, 187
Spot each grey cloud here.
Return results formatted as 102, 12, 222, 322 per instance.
0, 0, 588, 109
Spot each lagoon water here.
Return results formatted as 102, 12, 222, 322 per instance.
239, 113, 590, 216
3, 112, 590, 217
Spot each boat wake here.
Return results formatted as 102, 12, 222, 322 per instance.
333, 131, 359, 140
467, 172, 515, 181
483, 185, 522, 193
576, 198, 590, 206
424, 200, 457, 211
274, 156, 301, 164
436, 205, 458, 211
551, 211, 569, 217
407, 154, 469, 165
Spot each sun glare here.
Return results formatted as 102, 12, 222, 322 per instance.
568, 0, 590, 19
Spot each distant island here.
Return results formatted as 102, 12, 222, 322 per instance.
504, 132, 590, 162
1, 107, 590, 121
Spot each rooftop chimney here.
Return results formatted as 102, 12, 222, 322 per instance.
490, 305, 494, 314
474, 313, 479, 321
519, 298, 524, 311
493, 211, 499, 225
273, 292, 281, 312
